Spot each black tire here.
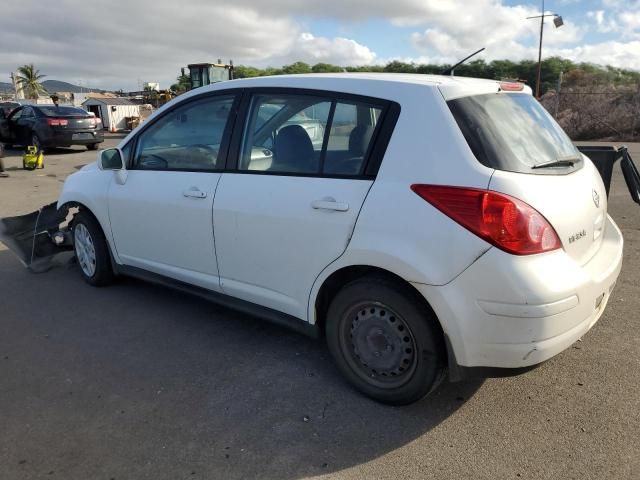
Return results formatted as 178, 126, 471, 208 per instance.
72, 211, 114, 286
87, 143, 99, 151
326, 275, 446, 405
31, 133, 42, 151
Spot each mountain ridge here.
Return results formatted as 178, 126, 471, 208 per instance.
0, 79, 105, 94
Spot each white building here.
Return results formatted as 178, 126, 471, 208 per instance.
81, 97, 143, 131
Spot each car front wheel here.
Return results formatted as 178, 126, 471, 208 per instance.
73, 211, 114, 286
31, 133, 41, 150
326, 275, 446, 405
87, 143, 99, 151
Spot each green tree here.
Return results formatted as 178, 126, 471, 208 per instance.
311, 63, 343, 73
383, 61, 417, 73
281, 62, 312, 74
233, 65, 265, 78
15, 63, 47, 99
170, 73, 191, 93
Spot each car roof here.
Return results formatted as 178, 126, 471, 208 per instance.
179, 73, 530, 103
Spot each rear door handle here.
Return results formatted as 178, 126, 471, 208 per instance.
311, 199, 349, 212
183, 187, 207, 199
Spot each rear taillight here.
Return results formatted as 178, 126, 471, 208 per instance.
46, 118, 68, 126
411, 185, 561, 255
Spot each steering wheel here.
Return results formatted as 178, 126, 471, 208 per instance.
139, 153, 168, 170
186, 144, 219, 166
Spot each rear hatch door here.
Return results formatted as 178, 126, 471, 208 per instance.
447, 90, 607, 265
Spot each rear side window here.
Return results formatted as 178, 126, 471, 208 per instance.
324, 102, 382, 175
448, 93, 581, 174
239, 93, 382, 176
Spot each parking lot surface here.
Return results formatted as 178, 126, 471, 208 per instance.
1, 137, 639, 479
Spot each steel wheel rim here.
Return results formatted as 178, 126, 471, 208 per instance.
74, 224, 97, 277
340, 302, 418, 389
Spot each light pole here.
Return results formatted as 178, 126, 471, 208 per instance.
527, 0, 563, 98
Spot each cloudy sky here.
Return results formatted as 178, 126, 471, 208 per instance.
1, 0, 639, 91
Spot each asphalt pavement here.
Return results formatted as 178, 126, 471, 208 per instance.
0, 137, 638, 479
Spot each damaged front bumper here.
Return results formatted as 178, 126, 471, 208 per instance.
0, 202, 76, 271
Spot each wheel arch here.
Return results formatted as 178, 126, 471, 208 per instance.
311, 264, 445, 342
58, 199, 120, 269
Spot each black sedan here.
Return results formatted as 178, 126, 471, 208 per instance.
0, 105, 104, 151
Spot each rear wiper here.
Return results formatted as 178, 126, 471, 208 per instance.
531, 157, 578, 170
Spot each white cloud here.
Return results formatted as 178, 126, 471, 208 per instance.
0, 0, 638, 91
0, 0, 374, 90
619, 12, 640, 30
290, 34, 376, 66
547, 40, 640, 70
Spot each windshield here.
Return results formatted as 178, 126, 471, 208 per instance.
448, 93, 580, 174
38, 106, 89, 116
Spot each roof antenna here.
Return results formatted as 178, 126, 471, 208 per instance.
441, 47, 485, 76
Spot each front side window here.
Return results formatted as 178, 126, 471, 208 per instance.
239, 94, 382, 176
134, 94, 235, 171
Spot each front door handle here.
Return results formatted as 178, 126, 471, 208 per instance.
311, 199, 349, 212
183, 187, 207, 199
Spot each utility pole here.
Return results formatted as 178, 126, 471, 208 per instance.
555, 70, 563, 118
536, 0, 545, 99
527, 1, 563, 99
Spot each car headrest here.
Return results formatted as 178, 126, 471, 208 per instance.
349, 125, 374, 157
273, 124, 316, 172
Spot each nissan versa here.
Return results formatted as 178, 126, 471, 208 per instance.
0, 74, 629, 404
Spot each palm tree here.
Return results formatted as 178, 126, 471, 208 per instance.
15, 64, 48, 100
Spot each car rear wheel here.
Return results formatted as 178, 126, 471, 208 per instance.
73, 211, 114, 286
326, 275, 446, 405
87, 143, 99, 151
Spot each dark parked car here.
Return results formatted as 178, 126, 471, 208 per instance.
0, 105, 104, 151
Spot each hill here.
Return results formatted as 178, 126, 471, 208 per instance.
0, 79, 104, 94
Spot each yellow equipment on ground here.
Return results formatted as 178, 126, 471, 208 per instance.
22, 146, 44, 170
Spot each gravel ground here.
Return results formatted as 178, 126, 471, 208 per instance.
0, 137, 638, 479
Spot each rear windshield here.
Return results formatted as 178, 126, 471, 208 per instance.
38, 106, 88, 117
448, 93, 581, 174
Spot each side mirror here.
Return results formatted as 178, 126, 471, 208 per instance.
99, 148, 124, 170
621, 150, 640, 205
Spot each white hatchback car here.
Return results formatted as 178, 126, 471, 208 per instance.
58, 74, 624, 404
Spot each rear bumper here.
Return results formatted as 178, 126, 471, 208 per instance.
414, 215, 624, 371
42, 130, 104, 147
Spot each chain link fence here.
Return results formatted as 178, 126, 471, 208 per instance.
541, 84, 640, 142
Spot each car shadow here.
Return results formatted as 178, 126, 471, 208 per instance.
0, 250, 483, 480
2, 145, 90, 156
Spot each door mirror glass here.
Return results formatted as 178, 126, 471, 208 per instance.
621, 152, 640, 205
100, 148, 124, 170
